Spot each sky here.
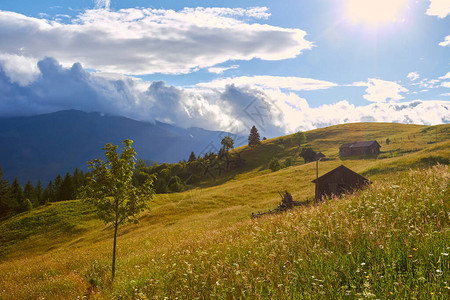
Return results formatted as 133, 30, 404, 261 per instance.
0, 0, 449, 138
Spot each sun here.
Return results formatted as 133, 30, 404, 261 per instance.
345, 0, 408, 26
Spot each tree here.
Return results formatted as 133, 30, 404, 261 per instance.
0, 166, 12, 217
81, 140, 155, 280
268, 158, 281, 172
386, 138, 391, 145
188, 151, 197, 162
248, 125, 261, 148
60, 173, 75, 201
295, 131, 306, 147
35, 180, 43, 206
10, 178, 24, 212
221, 136, 234, 152
24, 179, 37, 207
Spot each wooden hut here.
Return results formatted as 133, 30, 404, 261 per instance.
312, 165, 370, 199
339, 140, 381, 157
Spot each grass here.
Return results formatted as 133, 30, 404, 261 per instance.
0, 122, 448, 299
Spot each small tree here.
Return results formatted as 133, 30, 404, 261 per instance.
81, 140, 155, 280
268, 158, 281, 172
248, 126, 261, 148
188, 151, 197, 162
294, 131, 306, 147
221, 136, 234, 152
386, 138, 391, 145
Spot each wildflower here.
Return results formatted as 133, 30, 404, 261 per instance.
361, 263, 366, 266
441, 253, 449, 256
408, 255, 413, 258
413, 248, 418, 251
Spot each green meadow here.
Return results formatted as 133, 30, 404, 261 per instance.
0, 122, 449, 299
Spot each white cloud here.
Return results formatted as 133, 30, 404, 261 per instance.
196, 75, 337, 91
0, 7, 312, 76
0, 58, 448, 137
94, 0, 110, 10
426, 0, 450, 18
407, 72, 420, 81
442, 81, 450, 88
352, 78, 408, 103
439, 72, 450, 79
208, 65, 239, 74
0, 53, 39, 86
439, 35, 450, 47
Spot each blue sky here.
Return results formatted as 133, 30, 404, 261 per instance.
0, 0, 449, 137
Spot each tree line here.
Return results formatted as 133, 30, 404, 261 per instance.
0, 167, 88, 218
0, 126, 266, 219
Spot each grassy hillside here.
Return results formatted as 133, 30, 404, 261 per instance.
0, 123, 448, 299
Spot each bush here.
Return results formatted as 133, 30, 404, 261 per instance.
268, 158, 281, 172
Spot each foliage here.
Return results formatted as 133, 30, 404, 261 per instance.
0, 166, 12, 218
294, 131, 306, 146
221, 136, 234, 152
248, 125, 261, 148
386, 137, 391, 145
268, 158, 281, 172
81, 139, 155, 279
188, 151, 197, 162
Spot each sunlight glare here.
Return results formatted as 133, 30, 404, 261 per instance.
346, 0, 407, 26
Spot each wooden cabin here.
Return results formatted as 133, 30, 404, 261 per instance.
312, 165, 370, 199
339, 140, 380, 157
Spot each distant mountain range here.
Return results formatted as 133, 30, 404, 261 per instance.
0, 110, 245, 183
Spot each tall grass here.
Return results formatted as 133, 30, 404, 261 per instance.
108, 164, 449, 299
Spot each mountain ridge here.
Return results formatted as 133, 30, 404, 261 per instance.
0, 109, 245, 183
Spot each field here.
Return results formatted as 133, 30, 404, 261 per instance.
0, 123, 449, 299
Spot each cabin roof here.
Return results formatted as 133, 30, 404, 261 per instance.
311, 165, 369, 183
339, 140, 380, 149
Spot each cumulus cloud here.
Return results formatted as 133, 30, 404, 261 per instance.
439, 72, 450, 79
442, 81, 450, 88
352, 78, 408, 103
439, 35, 450, 47
426, 0, 450, 18
0, 7, 312, 75
0, 58, 448, 137
0, 53, 39, 86
407, 72, 420, 81
196, 75, 338, 91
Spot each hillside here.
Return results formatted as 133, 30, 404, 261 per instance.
0, 110, 245, 183
0, 123, 448, 299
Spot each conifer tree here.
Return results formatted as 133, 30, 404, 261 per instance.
10, 178, 24, 212
42, 181, 55, 204
0, 166, 12, 217
188, 151, 197, 162
60, 173, 75, 201
54, 174, 63, 201
24, 179, 37, 207
248, 125, 261, 148
35, 180, 43, 206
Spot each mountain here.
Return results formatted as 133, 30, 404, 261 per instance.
0, 110, 245, 183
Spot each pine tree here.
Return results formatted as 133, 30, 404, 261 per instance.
42, 181, 55, 203
10, 178, 24, 212
24, 179, 37, 207
54, 174, 63, 201
0, 166, 12, 217
188, 151, 197, 162
60, 173, 75, 201
248, 125, 261, 148
35, 180, 43, 206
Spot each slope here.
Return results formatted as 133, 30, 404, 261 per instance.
0, 123, 448, 298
